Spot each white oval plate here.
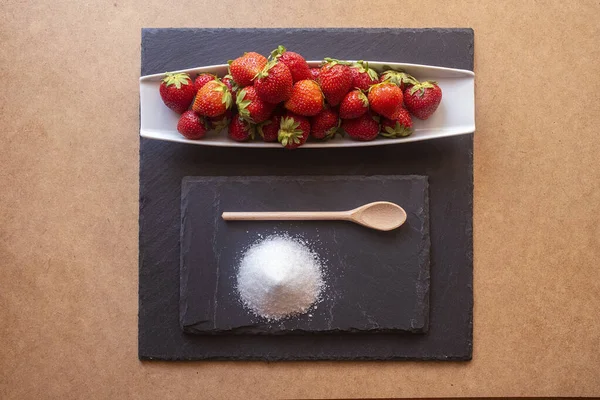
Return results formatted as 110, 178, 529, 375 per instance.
139, 61, 474, 148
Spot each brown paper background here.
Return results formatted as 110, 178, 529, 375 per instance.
1, 0, 599, 398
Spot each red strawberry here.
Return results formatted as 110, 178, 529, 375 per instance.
341, 113, 380, 141
221, 74, 238, 103
194, 73, 216, 92
367, 82, 403, 119
236, 86, 275, 124
310, 106, 339, 140
350, 61, 379, 91
339, 89, 369, 119
159, 72, 196, 114
310, 68, 320, 80
319, 58, 353, 106
381, 107, 413, 138
192, 80, 233, 117
271, 45, 312, 82
379, 69, 419, 91
228, 114, 255, 142
403, 81, 442, 120
208, 109, 233, 133
284, 80, 324, 116
257, 108, 285, 142
254, 59, 293, 104
278, 112, 310, 149
177, 111, 208, 140
229, 52, 268, 87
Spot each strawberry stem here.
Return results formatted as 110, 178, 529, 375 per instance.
254, 58, 277, 80
269, 45, 286, 60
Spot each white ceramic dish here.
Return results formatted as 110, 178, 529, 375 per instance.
139, 61, 475, 148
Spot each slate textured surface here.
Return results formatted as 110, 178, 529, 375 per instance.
139, 28, 473, 360
180, 176, 430, 334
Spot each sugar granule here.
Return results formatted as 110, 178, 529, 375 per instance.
236, 235, 325, 321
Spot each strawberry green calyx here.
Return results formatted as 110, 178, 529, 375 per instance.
236, 88, 255, 123
254, 58, 278, 80
245, 121, 257, 140
212, 116, 229, 133
322, 57, 352, 67
256, 120, 271, 139
212, 80, 233, 109
325, 127, 338, 139
358, 91, 369, 107
353, 60, 379, 81
408, 81, 437, 97
278, 116, 304, 147
162, 72, 192, 89
381, 70, 419, 87
325, 119, 341, 140
367, 82, 386, 94
238, 118, 256, 140
352, 60, 366, 70
223, 74, 239, 91
366, 67, 379, 82
381, 122, 413, 138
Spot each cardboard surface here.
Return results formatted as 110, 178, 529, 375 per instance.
139, 28, 471, 361
180, 176, 431, 335
1, 0, 600, 398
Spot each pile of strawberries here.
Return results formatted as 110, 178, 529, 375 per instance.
159, 46, 442, 149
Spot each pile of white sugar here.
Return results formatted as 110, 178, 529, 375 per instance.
236, 235, 325, 321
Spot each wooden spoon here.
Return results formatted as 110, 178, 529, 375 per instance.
221, 201, 407, 231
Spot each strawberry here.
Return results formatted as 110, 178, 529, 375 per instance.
194, 73, 216, 92
403, 81, 442, 120
381, 107, 413, 138
319, 58, 353, 106
379, 69, 419, 91
236, 86, 275, 124
221, 74, 238, 103
254, 59, 293, 104
284, 79, 324, 116
208, 109, 233, 133
228, 52, 268, 87
192, 80, 232, 117
278, 112, 310, 149
257, 108, 285, 142
271, 45, 312, 83
159, 72, 196, 114
367, 82, 403, 119
341, 113, 380, 141
339, 89, 369, 119
310, 68, 320, 81
177, 111, 208, 140
228, 114, 255, 142
310, 106, 339, 140
350, 61, 379, 91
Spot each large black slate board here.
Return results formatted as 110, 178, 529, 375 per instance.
139, 28, 473, 360
180, 176, 430, 334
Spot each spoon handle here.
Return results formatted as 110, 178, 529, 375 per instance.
222, 211, 351, 221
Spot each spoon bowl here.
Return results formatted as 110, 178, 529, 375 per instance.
350, 201, 407, 231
